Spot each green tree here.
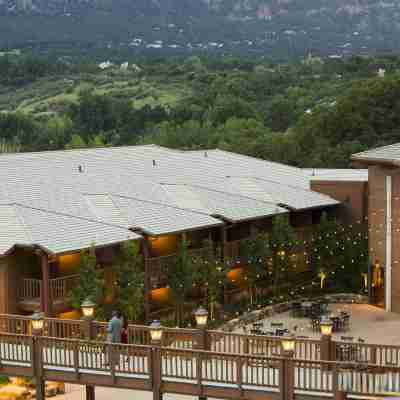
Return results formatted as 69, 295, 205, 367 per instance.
240, 233, 271, 305
112, 242, 145, 322
70, 247, 104, 311
167, 238, 197, 327
270, 215, 297, 296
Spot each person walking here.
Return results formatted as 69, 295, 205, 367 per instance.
105, 311, 122, 366
107, 310, 122, 343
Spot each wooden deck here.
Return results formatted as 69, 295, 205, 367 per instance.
1, 333, 400, 400
1, 314, 400, 399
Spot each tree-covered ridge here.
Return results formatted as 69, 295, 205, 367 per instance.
1, 0, 400, 59
1, 55, 400, 167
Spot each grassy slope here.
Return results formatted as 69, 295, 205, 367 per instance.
0, 70, 191, 115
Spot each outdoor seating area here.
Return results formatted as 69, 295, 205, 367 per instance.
234, 303, 400, 347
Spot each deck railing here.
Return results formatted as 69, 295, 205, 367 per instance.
18, 274, 79, 303
18, 278, 42, 300
148, 246, 214, 285
2, 314, 400, 370
0, 333, 399, 399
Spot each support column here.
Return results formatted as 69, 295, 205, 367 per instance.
385, 175, 392, 312
321, 335, 334, 361
280, 354, 294, 400
82, 314, 95, 400
152, 346, 162, 400
32, 328, 45, 400
37, 250, 51, 317
220, 226, 227, 262
142, 239, 151, 323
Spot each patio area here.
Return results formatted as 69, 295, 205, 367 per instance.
234, 303, 400, 346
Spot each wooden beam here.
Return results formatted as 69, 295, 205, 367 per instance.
142, 239, 151, 323
37, 250, 51, 316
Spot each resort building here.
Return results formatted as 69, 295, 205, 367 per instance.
0, 145, 366, 320
352, 142, 400, 313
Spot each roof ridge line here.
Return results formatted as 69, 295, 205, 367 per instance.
175, 182, 283, 209
13, 204, 34, 243
109, 193, 224, 221
212, 148, 305, 173
12, 202, 137, 233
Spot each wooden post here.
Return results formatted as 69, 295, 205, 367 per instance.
220, 226, 227, 262
142, 239, 151, 323
82, 315, 95, 400
151, 346, 162, 400
32, 335, 45, 400
321, 335, 333, 361
37, 250, 51, 317
279, 357, 294, 400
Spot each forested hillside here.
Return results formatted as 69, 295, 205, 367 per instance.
1, 54, 400, 167
1, 0, 400, 58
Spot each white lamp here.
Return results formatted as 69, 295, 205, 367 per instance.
194, 306, 209, 328
81, 298, 96, 318
149, 320, 163, 344
281, 333, 296, 354
320, 316, 333, 336
31, 312, 44, 334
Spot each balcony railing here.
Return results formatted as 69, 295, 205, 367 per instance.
18, 274, 80, 303
148, 246, 214, 286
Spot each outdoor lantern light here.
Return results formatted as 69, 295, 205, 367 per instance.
320, 316, 333, 336
149, 320, 163, 343
194, 306, 209, 328
81, 298, 96, 318
31, 312, 44, 332
281, 333, 296, 354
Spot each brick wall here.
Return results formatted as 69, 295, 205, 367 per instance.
310, 180, 368, 223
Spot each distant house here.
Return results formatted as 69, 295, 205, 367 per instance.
0, 145, 354, 320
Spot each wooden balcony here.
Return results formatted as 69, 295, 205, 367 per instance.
18, 274, 79, 312
148, 246, 214, 287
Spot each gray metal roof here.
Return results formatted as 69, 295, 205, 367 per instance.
303, 169, 368, 182
0, 204, 139, 255
0, 145, 341, 253
351, 143, 400, 165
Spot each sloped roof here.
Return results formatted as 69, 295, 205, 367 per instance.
351, 143, 400, 166
158, 184, 287, 222
303, 169, 368, 182
0, 145, 341, 253
0, 204, 139, 255
84, 194, 223, 235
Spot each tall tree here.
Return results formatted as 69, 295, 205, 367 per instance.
270, 215, 297, 296
112, 241, 145, 322
70, 246, 104, 311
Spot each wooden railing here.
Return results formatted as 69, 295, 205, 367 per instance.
148, 246, 214, 285
49, 275, 79, 301
18, 275, 79, 302
18, 278, 41, 300
2, 314, 400, 371
0, 333, 399, 399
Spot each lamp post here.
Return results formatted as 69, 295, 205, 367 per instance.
149, 320, 163, 400
281, 332, 295, 400
281, 332, 296, 358
320, 316, 333, 361
81, 298, 96, 400
31, 312, 45, 400
31, 312, 44, 336
194, 307, 209, 400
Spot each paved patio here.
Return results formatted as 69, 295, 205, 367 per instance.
234, 303, 400, 345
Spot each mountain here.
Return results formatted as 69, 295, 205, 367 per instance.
1, 0, 400, 58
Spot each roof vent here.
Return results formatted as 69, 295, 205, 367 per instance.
152, 159, 156, 167
204, 151, 208, 158
78, 165, 84, 173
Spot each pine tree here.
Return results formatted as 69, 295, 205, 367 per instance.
70, 246, 104, 311
112, 241, 145, 322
